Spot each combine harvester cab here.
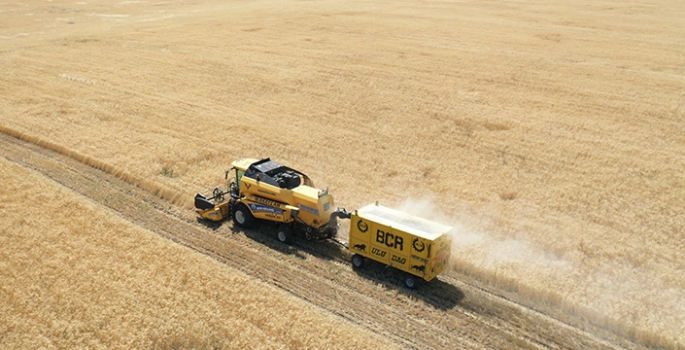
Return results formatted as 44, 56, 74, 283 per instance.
348, 203, 453, 288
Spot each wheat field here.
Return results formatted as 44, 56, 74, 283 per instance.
1, 0, 684, 348
0, 156, 397, 349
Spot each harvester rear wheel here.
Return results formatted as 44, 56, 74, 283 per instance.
351, 254, 365, 269
233, 203, 254, 228
276, 226, 293, 244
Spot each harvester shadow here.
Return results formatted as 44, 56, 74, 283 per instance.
234, 225, 303, 258
352, 260, 465, 310
294, 237, 349, 262
231, 224, 462, 309
196, 217, 225, 231
235, 223, 343, 262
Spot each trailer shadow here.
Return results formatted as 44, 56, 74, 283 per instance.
220, 221, 463, 310
351, 259, 465, 310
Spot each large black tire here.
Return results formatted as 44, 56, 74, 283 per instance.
351, 254, 365, 269
276, 226, 293, 244
233, 203, 255, 228
404, 274, 417, 289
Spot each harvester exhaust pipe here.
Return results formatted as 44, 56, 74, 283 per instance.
331, 208, 351, 221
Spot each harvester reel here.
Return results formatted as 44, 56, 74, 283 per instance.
213, 187, 224, 202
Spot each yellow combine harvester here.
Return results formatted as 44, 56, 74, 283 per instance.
194, 158, 350, 243
195, 158, 452, 288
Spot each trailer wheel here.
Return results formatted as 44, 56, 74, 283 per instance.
276, 226, 293, 244
233, 203, 254, 228
404, 275, 417, 289
351, 254, 365, 269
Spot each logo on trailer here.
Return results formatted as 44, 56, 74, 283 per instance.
376, 229, 404, 251
357, 220, 369, 233
412, 238, 425, 253
353, 244, 366, 252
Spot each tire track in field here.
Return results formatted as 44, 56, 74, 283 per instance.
0, 131, 645, 350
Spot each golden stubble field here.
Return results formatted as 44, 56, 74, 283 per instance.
1, 0, 684, 348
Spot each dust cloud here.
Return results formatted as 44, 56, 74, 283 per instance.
393, 196, 685, 346
395, 196, 570, 272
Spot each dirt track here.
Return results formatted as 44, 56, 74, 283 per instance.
1, 130, 647, 349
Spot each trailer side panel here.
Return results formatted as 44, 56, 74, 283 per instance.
348, 204, 452, 282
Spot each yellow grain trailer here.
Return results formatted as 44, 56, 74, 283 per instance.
348, 203, 452, 288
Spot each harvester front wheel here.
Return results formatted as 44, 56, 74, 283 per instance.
233, 203, 254, 228
351, 254, 365, 269
276, 226, 293, 244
